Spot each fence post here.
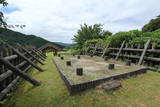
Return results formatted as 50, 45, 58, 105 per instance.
101, 44, 109, 58
138, 40, 151, 65
115, 41, 126, 60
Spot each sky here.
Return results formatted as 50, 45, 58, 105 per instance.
0, 0, 160, 43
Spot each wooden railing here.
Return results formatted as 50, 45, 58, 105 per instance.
88, 40, 160, 66
0, 44, 46, 100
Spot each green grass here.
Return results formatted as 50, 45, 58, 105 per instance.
2, 52, 160, 107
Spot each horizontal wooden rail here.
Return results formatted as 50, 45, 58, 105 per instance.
0, 65, 32, 100
4, 55, 18, 60
0, 57, 32, 82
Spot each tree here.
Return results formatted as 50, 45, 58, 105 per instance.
0, 0, 8, 44
73, 24, 109, 48
0, 0, 8, 28
142, 15, 160, 32
103, 30, 112, 36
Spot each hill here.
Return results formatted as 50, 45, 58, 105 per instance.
0, 28, 64, 48
54, 42, 72, 47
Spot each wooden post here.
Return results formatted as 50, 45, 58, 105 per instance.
17, 44, 44, 65
102, 45, 109, 58
61, 56, 64, 60
77, 56, 81, 59
125, 60, 131, 66
108, 64, 115, 70
66, 61, 71, 66
7, 44, 44, 72
115, 41, 126, 60
138, 40, 151, 65
76, 68, 83, 76
92, 44, 98, 55
0, 56, 41, 86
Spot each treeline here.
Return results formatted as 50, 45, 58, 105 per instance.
0, 28, 64, 48
69, 15, 160, 54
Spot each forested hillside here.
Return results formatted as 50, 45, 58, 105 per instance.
0, 28, 64, 48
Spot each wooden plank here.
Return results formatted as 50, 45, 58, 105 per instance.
17, 44, 44, 65
0, 56, 41, 86
138, 40, 151, 65
115, 41, 126, 60
7, 44, 44, 72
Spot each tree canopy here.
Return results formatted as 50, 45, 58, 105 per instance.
73, 24, 112, 48
142, 16, 160, 32
0, 0, 8, 28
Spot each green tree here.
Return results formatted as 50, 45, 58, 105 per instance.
0, 0, 8, 28
142, 15, 160, 32
103, 30, 112, 36
73, 24, 109, 48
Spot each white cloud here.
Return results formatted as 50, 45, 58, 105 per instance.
3, 0, 160, 43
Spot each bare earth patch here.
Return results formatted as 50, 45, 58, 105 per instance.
54, 55, 142, 83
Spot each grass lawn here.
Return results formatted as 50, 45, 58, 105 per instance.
54, 55, 141, 83
2, 52, 160, 107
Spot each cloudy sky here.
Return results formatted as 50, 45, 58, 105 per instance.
1, 0, 160, 43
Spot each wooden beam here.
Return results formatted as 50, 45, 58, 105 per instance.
101, 45, 109, 58
115, 41, 126, 60
0, 65, 32, 100
0, 56, 41, 86
29, 48, 45, 61
138, 40, 151, 65
17, 44, 44, 65
4, 55, 18, 60
92, 44, 98, 55
6, 44, 44, 72
33, 48, 46, 59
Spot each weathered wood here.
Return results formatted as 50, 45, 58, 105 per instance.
138, 40, 151, 65
61, 56, 64, 60
125, 60, 131, 66
7, 44, 44, 72
17, 44, 44, 65
0, 65, 32, 100
115, 41, 126, 60
33, 48, 46, 59
66, 61, 71, 66
30, 48, 45, 61
0, 76, 19, 100
76, 68, 83, 76
92, 44, 98, 55
108, 64, 115, 70
4, 55, 18, 61
36, 49, 46, 58
101, 45, 109, 58
0, 56, 41, 86
77, 56, 81, 59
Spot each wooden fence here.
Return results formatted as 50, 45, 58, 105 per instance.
0, 44, 46, 100
89, 40, 160, 66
